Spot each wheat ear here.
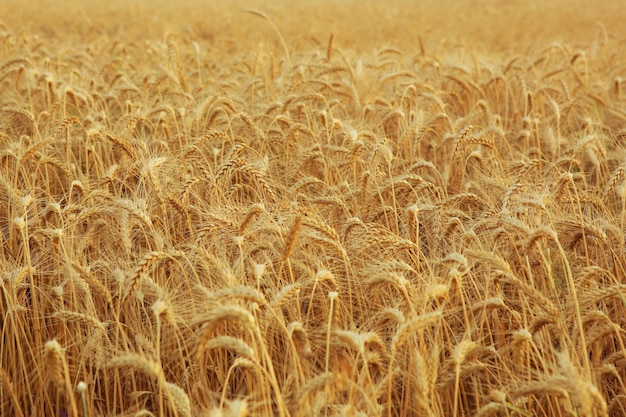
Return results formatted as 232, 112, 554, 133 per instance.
43, 340, 79, 417
244, 10, 291, 65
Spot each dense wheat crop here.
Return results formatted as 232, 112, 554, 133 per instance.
2, 0, 626, 416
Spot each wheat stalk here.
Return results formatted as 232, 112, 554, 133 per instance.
43, 340, 79, 417
0, 367, 25, 417
244, 10, 291, 65
5, 5, 626, 416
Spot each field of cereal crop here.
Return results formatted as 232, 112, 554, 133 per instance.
2, 0, 626, 416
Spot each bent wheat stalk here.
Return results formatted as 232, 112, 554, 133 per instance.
244, 10, 291, 66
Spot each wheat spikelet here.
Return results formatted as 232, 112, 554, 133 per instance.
124, 251, 167, 303
380, 71, 415, 85
270, 282, 302, 311
556, 352, 607, 416
239, 203, 267, 234
2, 105, 35, 124
230, 159, 277, 201
200, 286, 268, 307
179, 176, 202, 201
418, 92, 446, 112
105, 134, 137, 159
6, 265, 34, 288
118, 210, 133, 257
194, 96, 219, 125
500, 182, 524, 211
522, 226, 558, 251
215, 144, 245, 181
289, 176, 325, 195
470, 297, 506, 313
359, 170, 372, 196
415, 113, 451, 140
581, 309, 611, 328
342, 216, 365, 241
134, 333, 157, 357
42, 339, 79, 416
326, 33, 334, 61
475, 402, 505, 417
391, 311, 442, 354
166, 191, 188, 216
529, 313, 559, 333
283, 93, 327, 112
54, 116, 82, 140
0, 57, 29, 74
53, 310, 108, 331
251, 262, 267, 286
107, 353, 164, 379
555, 219, 608, 249
365, 271, 411, 304
281, 215, 302, 264
166, 37, 189, 93
379, 173, 425, 196
65, 86, 89, 109
411, 344, 440, 414
226, 398, 250, 417
512, 378, 570, 400
71, 262, 114, 307
194, 130, 230, 148
200, 336, 257, 360
579, 283, 626, 308
375, 308, 407, 328
451, 339, 481, 417
19, 138, 53, 164
206, 98, 237, 127
301, 232, 349, 264
453, 339, 479, 370
441, 251, 469, 268
575, 265, 607, 287
510, 328, 532, 364
237, 112, 264, 140
312, 268, 339, 290
603, 166, 624, 201
425, 282, 450, 303
0, 172, 21, 209
367, 260, 417, 276
504, 274, 560, 318
585, 322, 620, 346
295, 372, 334, 406
451, 125, 474, 154
552, 171, 583, 200
164, 382, 192, 417
151, 297, 174, 321
443, 192, 485, 209
194, 305, 257, 350
287, 321, 312, 357
334, 329, 367, 355
43, 339, 67, 393
445, 74, 471, 96
0, 62, 26, 90
301, 215, 341, 243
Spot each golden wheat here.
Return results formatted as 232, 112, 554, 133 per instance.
3, 1, 626, 416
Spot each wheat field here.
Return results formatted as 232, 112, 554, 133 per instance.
2, 0, 626, 416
